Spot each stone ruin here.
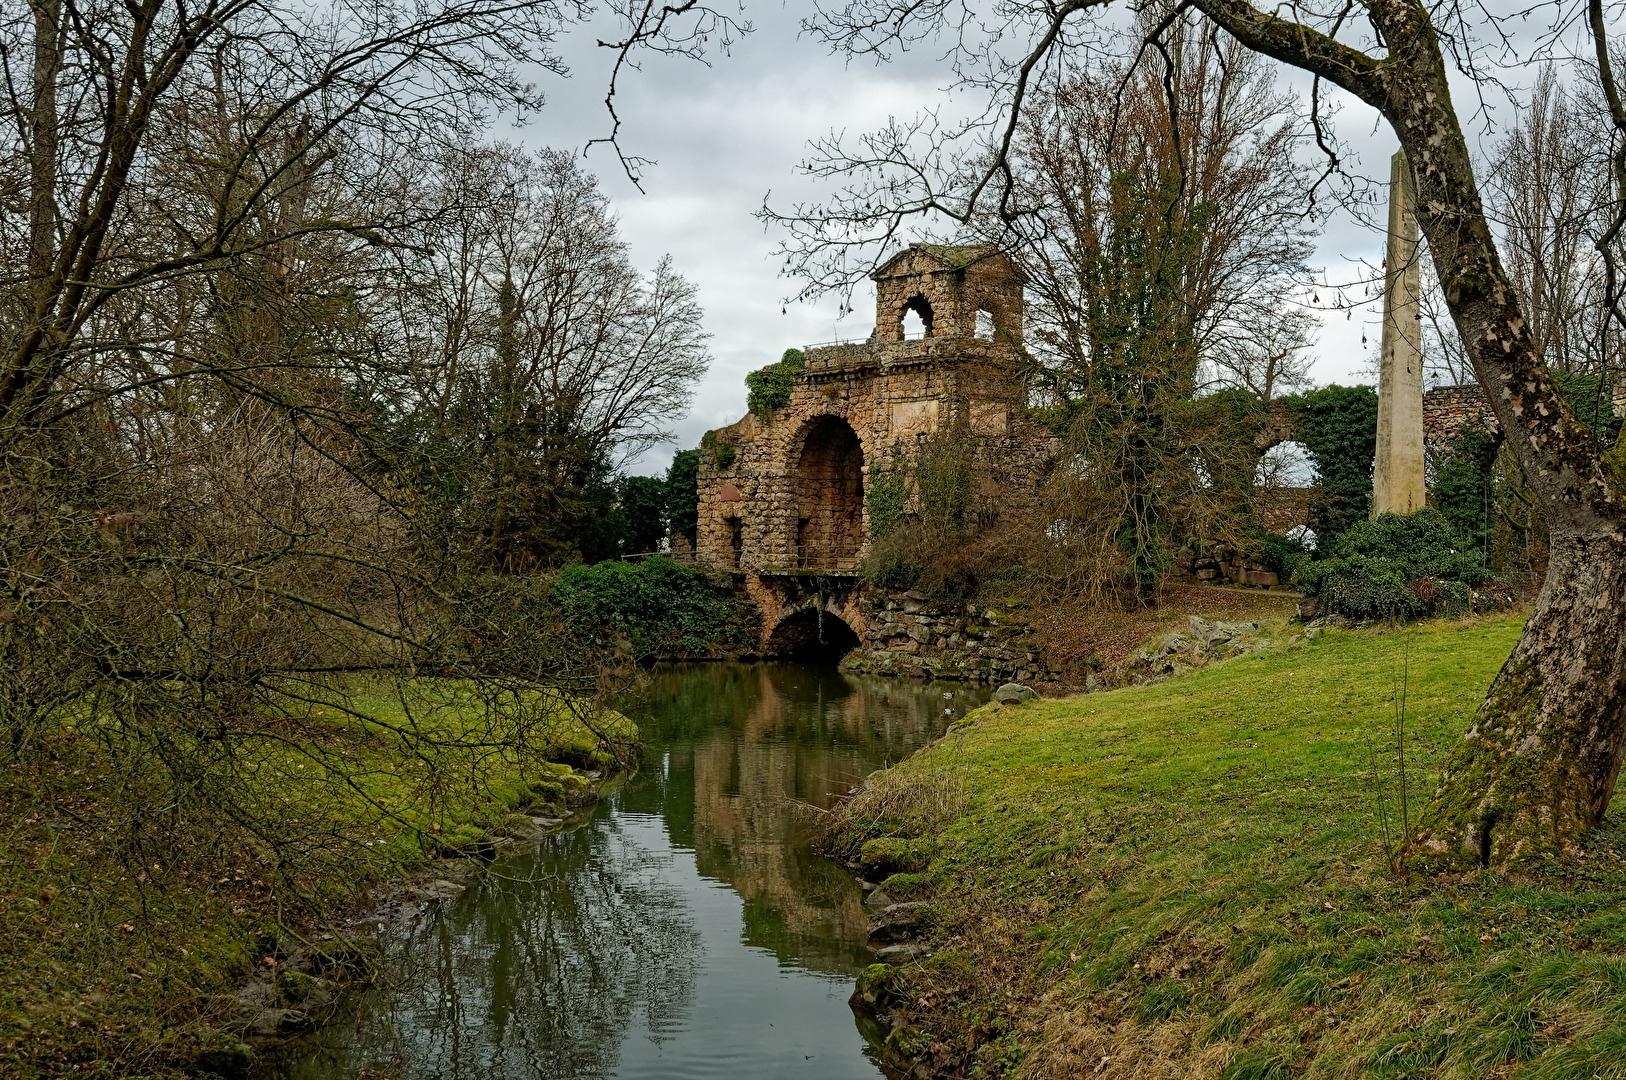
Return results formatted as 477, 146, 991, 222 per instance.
1194, 381, 1518, 589
695, 243, 1056, 655
694, 234, 1625, 661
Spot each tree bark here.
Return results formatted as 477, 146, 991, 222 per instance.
28, 0, 61, 297
1410, 529, 1626, 865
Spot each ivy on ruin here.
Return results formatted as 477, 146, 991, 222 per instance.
745, 348, 808, 417
1280, 384, 1379, 548
1432, 429, 1500, 554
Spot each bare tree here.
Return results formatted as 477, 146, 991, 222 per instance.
0, 0, 700, 1016
1489, 67, 1618, 379
979, 13, 1314, 602
0, 0, 587, 432
1208, 306, 1316, 402
377, 145, 710, 569
1420, 69, 1616, 391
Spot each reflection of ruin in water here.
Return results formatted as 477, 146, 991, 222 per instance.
268, 663, 989, 1080
679, 664, 969, 972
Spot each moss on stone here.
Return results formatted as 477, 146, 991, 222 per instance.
194, 1032, 255, 1079
859, 837, 936, 876
852, 963, 905, 1012
278, 969, 319, 1002
878, 872, 932, 898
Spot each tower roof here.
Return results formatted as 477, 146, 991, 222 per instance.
872, 243, 1001, 279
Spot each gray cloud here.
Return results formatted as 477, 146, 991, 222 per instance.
496, 7, 1527, 474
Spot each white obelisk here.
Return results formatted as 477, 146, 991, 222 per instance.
1372, 149, 1426, 517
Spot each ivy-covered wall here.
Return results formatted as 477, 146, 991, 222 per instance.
744, 349, 807, 418
1279, 385, 1379, 548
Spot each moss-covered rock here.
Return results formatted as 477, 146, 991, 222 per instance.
859, 837, 936, 876
523, 779, 567, 806
877, 872, 932, 898
850, 962, 905, 1013
194, 1032, 254, 1078
278, 969, 319, 1003
434, 822, 488, 854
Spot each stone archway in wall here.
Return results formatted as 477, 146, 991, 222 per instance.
764, 607, 861, 659
793, 415, 865, 569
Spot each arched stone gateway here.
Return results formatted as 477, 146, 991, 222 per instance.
743, 575, 868, 660
793, 416, 864, 569
764, 607, 861, 659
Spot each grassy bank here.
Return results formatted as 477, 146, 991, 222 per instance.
834, 615, 1626, 1079
0, 682, 634, 1078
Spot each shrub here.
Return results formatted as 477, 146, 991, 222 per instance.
1257, 531, 1311, 581
744, 348, 807, 417
865, 454, 909, 541
859, 523, 998, 607
550, 556, 758, 656
1293, 509, 1493, 620
861, 533, 926, 591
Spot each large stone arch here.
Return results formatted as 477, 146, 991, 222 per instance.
789, 414, 866, 569
764, 605, 861, 659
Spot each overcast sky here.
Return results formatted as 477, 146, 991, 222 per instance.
496, 4, 1521, 476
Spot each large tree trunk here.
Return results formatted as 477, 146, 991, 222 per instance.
28, 0, 60, 294
1192, 0, 1626, 866
1409, 529, 1626, 865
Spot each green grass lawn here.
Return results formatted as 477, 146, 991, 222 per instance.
0, 679, 633, 1078
835, 615, 1626, 1079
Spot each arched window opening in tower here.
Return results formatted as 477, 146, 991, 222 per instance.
900, 295, 933, 340
975, 307, 996, 340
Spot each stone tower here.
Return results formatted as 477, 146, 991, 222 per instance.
693, 244, 1055, 651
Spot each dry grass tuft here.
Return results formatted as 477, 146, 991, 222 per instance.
821, 756, 972, 858
1029, 1011, 1229, 1079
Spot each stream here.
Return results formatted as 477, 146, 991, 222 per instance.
268, 662, 988, 1079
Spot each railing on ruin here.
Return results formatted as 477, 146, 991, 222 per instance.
748, 543, 864, 574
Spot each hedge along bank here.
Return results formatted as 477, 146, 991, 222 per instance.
550, 555, 761, 659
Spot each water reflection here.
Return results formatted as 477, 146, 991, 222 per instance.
272, 664, 987, 1080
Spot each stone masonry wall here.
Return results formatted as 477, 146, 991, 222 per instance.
839, 587, 1061, 684
1422, 383, 1500, 455
695, 245, 1058, 587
